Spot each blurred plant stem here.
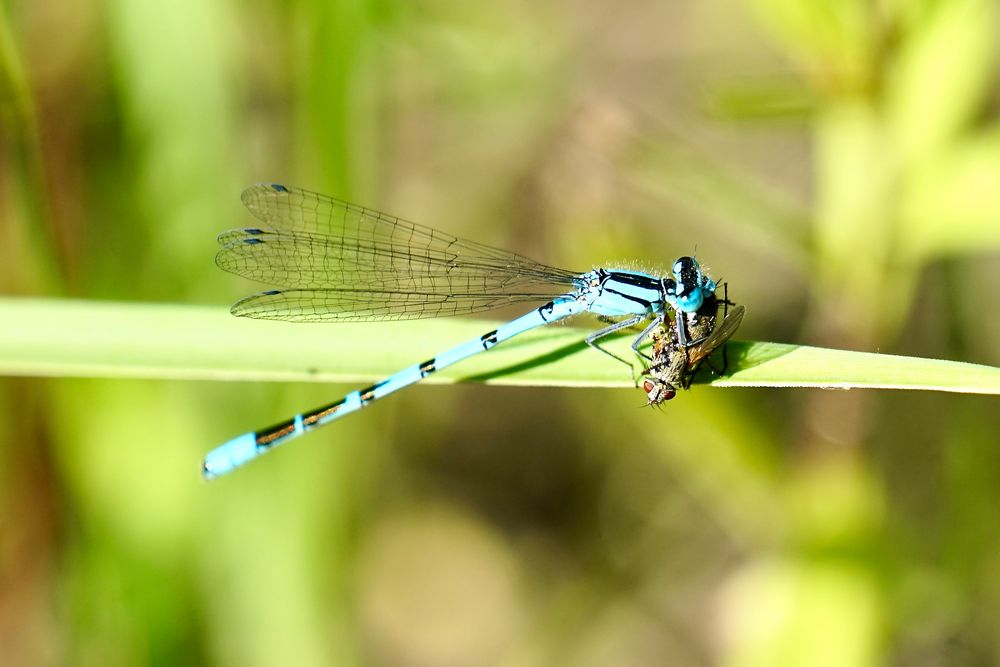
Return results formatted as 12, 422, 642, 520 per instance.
0, 1, 58, 294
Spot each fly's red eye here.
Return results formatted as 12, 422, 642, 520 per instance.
662, 389, 676, 401
642, 379, 655, 394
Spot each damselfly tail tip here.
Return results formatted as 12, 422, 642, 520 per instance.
202, 432, 259, 480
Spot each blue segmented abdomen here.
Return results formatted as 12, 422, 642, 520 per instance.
202, 296, 587, 479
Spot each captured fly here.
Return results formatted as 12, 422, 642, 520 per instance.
642, 303, 745, 405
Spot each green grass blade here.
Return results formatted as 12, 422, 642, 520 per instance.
714, 341, 1000, 394
1, 298, 998, 394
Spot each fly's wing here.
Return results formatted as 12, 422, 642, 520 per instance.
217, 184, 581, 321
685, 304, 745, 367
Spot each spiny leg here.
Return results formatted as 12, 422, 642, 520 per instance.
585, 314, 646, 384
674, 311, 689, 348
630, 314, 664, 362
702, 338, 731, 378
703, 282, 733, 377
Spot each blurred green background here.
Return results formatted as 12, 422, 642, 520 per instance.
2, 0, 1000, 664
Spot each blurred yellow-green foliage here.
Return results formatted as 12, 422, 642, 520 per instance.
2, 0, 1000, 665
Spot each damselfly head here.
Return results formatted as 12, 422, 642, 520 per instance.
665, 256, 717, 314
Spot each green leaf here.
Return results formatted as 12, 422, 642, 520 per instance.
1, 298, 998, 395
